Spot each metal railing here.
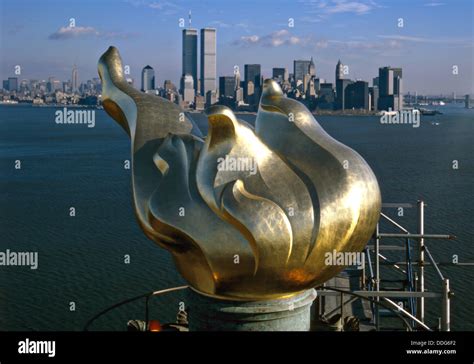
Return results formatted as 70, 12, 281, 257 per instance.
84, 201, 464, 332
84, 285, 189, 331
316, 200, 461, 331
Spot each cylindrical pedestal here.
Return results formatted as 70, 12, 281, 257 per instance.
187, 289, 317, 331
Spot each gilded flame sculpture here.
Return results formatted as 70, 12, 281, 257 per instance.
98, 46, 381, 301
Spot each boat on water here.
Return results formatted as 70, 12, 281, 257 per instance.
419, 108, 442, 115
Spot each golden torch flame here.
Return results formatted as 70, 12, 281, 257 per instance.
98, 46, 381, 300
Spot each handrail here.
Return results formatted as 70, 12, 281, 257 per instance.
378, 252, 407, 275
380, 212, 409, 233
320, 286, 416, 331
377, 233, 455, 239
424, 246, 445, 281
84, 285, 189, 331
381, 297, 432, 331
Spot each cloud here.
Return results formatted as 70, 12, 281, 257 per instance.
48, 26, 99, 40
377, 35, 428, 42
299, 16, 324, 23
126, 0, 182, 15
377, 35, 472, 46
424, 2, 445, 6
48, 26, 137, 40
209, 20, 231, 28
323, 1, 372, 14
302, 0, 376, 15
234, 29, 313, 48
239, 35, 260, 44
328, 39, 401, 51
148, 1, 181, 13
232, 29, 403, 54
7, 24, 24, 35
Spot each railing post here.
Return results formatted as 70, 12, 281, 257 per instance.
375, 223, 380, 330
362, 250, 366, 289
340, 292, 344, 323
417, 200, 425, 325
441, 279, 450, 331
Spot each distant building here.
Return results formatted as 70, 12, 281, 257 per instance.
62, 81, 71, 93
272, 68, 288, 82
72, 65, 78, 92
182, 28, 198, 93
379, 67, 393, 96
394, 75, 403, 110
345, 81, 369, 110
195, 94, 205, 111
318, 83, 335, 109
246, 80, 255, 104
369, 86, 379, 111
141, 65, 155, 92
200, 28, 217, 98
164, 80, 176, 92
182, 74, 195, 103
314, 78, 322, 94
465, 95, 471, 109
335, 59, 344, 82
8, 77, 18, 92
234, 67, 241, 90
335, 79, 352, 110
308, 57, 316, 77
219, 76, 235, 99
235, 87, 244, 103
378, 67, 403, 111
2, 80, 8, 90
373, 77, 379, 87
293, 60, 311, 84
205, 90, 217, 108
244, 64, 261, 103
303, 74, 312, 94
306, 76, 316, 98
234, 67, 243, 103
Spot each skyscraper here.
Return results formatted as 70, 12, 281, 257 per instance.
345, 81, 369, 110
335, 60, 344, 82
141, 65, 155, 92
394, 75, 403, 110
244, 64, 261, 89
182, 74, 195, 103
244, 64, 261, 104
200, 28, 217, 98
309, 57, 316, 77
234, 67, 241, 91
72, 65, 78, 92
293, 60, 311, 84
465, 95, 471, 109
378, 66, 403, 110
182, 28, 198, 93
8, 77, 18, 92
219, 76, 235, 99
234, 68, 243, 103
272, 68, 288, 82
336, 79, 352, 110
369, 86, 379, 111
318, 83, 335, 109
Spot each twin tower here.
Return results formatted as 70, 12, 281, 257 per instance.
182, 28, 217, 101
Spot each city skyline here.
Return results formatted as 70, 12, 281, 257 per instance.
0, 0, 472, 95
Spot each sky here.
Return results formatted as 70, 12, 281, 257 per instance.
0, 0, 473, 95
